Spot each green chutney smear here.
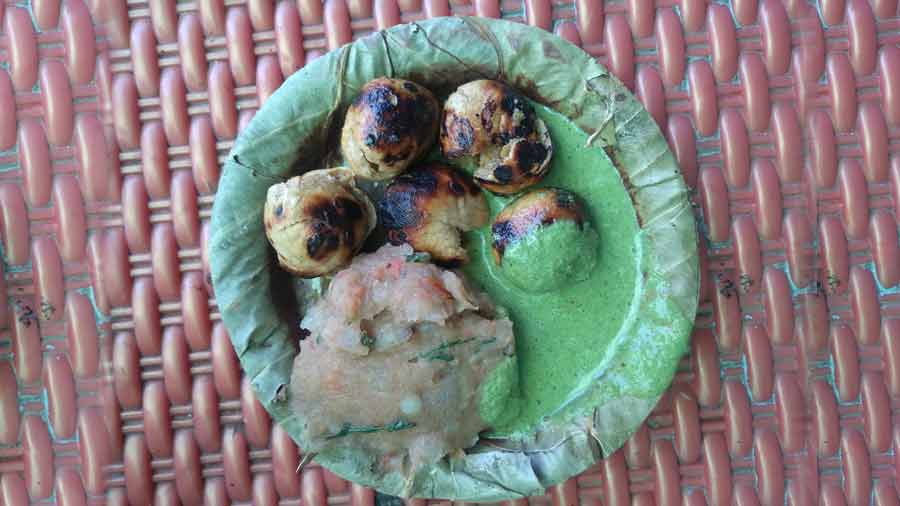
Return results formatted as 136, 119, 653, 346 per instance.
464, 104, 641, 437
499, 219, 600, 293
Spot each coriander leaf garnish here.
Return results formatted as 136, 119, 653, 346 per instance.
405, 252, 432, 263
325, 418, 417, 440
411, 337, 478, 363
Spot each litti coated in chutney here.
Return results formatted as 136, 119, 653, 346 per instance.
341, 78, 440, 180
492, 188, 599, 293
440, 80, 553, 195
264, 168, 376, 277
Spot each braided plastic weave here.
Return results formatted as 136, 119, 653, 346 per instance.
0, 0, 898, 505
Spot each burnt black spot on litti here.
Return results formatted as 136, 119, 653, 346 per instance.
387, 229, 408, 244
480, 99, 497, 131
335, 197, 364, 221
513, 141, 549, 173
443, 114, 475, 158
491, 220, 515, 257
556, 190, 576, 209
306, 231, 338, 259
380, 188, 423, 230
449, 180, 465, 195
494, 165, 513, 183
359, 85, 420, 147
498, 92, 535, 140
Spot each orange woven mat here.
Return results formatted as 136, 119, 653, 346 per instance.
1, 0, 899, 504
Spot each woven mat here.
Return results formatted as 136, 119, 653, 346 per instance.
1, 0, 899, 504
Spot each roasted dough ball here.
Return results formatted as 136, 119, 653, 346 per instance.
379, 163, 489, 266
264, 168, 376, 277
440, 80, 553, 194
341, 78, 440, 180
492, 188, 599, 293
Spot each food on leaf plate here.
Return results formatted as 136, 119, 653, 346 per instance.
341, 77, 440, 180
292, 244, 519, 472
379, 163, 489, 266
264, 77, 602, 479
440, 79, 553, 194
492, 188, 599, 293
264, 168, 376, 277
210, 16, 699, 501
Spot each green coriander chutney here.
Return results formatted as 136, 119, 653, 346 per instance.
465, 104, 641, 437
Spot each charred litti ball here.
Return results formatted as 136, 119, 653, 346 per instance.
492, 188, 599, 293
379, 163, 489, 266
264, 168, 376, 277
341, 78, 440, 180
440, 80, 553, 195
